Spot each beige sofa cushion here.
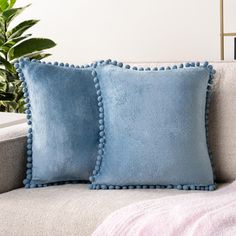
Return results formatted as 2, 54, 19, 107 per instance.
209, 62, 236, 182
0, 123, 27, 194
0, 112, 26, 129
0, 184, 227, 236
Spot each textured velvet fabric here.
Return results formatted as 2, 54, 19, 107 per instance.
19, 60, 99, 187
91, 63, 215, 189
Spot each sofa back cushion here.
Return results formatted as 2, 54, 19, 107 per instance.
209, 62, 236, 182
131, 62, 236, 183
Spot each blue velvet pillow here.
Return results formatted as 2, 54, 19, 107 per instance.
15, 58, 99, 188
89, 60, 216, 191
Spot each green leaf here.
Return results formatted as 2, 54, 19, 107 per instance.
0, 68, 7, 76
3, 5, 31, 25
17, 99, 25, 113
0, 101, 7, 109
0, 16, 5, 45
10, 34, 32, 43
0, 91, 15, 100
0, 79, 7, 92
2, 70, 16, 82
0, 35, 5, 46
0, 15, 5, 31
0, 68, 8, 73
7, 80, 15, 92
8, 0, 16, 9
0, 67, 12, 79
0, 46, 9, 53
4, 100, 17, 111
0, 55, 15, 73
23, 51, 52, 60
7, 19, 39, 38
0, 0, 9, 11
0, 34, 4, 42
1, 34, 31, 53
8, 38, 56, 60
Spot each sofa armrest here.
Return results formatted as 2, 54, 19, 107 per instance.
0, 123, 27, 193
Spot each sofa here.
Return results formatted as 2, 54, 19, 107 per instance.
0, 62, 235, 236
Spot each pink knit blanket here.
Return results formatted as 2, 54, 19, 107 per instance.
93, 181, 236, 236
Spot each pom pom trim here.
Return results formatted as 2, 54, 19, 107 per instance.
89, 67, 106, 182
89, 59, 216, 191
89, 183, 216, 191
14, 57, 93, 188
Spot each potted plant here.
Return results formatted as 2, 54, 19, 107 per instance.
0, 0, 56, 112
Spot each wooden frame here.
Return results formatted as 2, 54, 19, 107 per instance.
220, 0, 236, 60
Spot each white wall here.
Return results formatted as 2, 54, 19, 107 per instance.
15, 0, 236, 64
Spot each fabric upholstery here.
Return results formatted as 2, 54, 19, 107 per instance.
0, 131, 26, 193
0, 122, 27, 142
0, 184, 228, 236
208, 63, 236, 182
0, 112, 26, 128
16, 59, 99, 187
91, 61, 215, 190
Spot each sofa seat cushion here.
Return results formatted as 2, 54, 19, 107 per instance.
0, 184, 228, 236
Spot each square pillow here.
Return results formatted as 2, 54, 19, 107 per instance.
89, 60, 216, 191
15, 58, 99, 188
